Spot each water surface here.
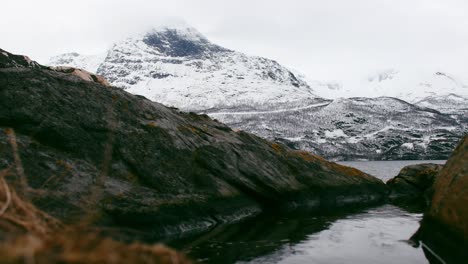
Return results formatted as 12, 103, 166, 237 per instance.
338, 160, 446, 182
172, 160, 446, 263
240, 205, 426, 264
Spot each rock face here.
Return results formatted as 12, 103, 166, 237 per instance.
386, 163, 443, 202
413, 136, 468, 263
0, 49, 387, 240
428, 135, 468, 239
1, 48, 45, 69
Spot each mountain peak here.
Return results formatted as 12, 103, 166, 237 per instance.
142, 25, 230, 57
149, 20, 203, 37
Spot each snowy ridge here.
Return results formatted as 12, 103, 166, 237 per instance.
306, 69, 468, 113
206, 101, 331, 116
49, 52, 106, 73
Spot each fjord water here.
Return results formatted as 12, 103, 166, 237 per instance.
339, 160, 446, 182
173, 160, 446, 264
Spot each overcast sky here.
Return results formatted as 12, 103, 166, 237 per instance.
2, 0, 467, 81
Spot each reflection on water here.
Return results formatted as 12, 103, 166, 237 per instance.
172, 205, 427, 264
171, 208, 361, 263
241, 205, 425, 264
171, 161, 446, 263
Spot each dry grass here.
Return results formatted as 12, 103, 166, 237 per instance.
0, 182, 191, 264
5, 128, 28, 193
0, 127, 192, 264
0, 172, 60, 237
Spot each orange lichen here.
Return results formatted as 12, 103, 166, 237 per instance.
269, 143, 284, 154
147, 121, 158, 127
55, 160, 73, 171
327, 163, 367, 177
177, 125, 202, 135
289, 150, 323, 163
289, 150, 372, 179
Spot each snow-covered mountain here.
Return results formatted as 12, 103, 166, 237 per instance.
50, 25, 315, 111
209, 97, 464, 160
49, 52, 106, 74
48, 24, 467, 160
307, 69, 468, 114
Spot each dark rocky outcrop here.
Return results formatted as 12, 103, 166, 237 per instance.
386, 163, 443, 203
413, 136, 468, 263
0, 48, 45, 69
0, 49, 387, 240
142, 28, 231, 57
1, 48, 108, 86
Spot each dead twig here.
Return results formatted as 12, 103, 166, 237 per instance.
5, 128, 29, 193
0, 167, 12, 216
0, 177, 12, 216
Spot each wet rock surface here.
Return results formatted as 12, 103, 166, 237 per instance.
413, 136, 468, 263
427, 135, 468, 238
429, 136, 468, 240
0, 49, 387, 241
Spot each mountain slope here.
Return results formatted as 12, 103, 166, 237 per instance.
210, 97, 465, 160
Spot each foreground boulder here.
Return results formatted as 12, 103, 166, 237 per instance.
386, 163, 443, 203
429, 135, 468, 239
0, 49, 387, 240
413, 136, 468, 263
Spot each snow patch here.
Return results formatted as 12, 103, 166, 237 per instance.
284, 136, 304, 142
346, 137, 360, 144
325, 129, 347, 138
401, 143, 414, 150
317, 138, 327, 144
